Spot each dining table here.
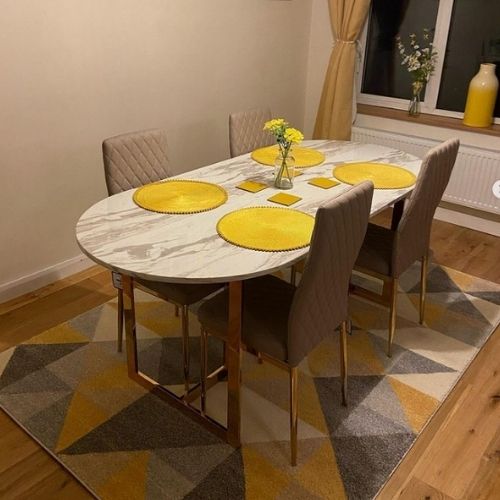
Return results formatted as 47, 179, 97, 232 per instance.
75, 139, 422, 447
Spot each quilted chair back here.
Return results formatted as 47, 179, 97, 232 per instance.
287, 181, 374, 366
229, 107, 274, 157
393, 138, 459, 276
102, 129, 171, 195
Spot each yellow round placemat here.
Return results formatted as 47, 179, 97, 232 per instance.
333, 162, 416, 189
217, 207, 314, 252
251, 145, 325, 168
133, 180, 228, 214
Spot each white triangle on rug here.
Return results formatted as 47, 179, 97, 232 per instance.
91, 303, 123, 343
395, 291, 420, 324
388, 372, 460, 401
192, 382, 326, 444
91, 302, 162, 343
369, 325, 477, 372
0, 346, 15, 378
465, 293, 500, 325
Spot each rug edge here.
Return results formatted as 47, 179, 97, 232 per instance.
0, 405, 100, 499
373, 317, 500, 498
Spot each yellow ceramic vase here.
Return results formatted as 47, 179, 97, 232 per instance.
463, 63, 498, 128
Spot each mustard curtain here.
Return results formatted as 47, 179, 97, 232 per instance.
313, 0, 371, 140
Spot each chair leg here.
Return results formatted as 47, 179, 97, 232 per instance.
200, 328, 208, 415
388, 278, 399, 358
290, 265, 297, 287
257, 352, 263, 364
339, 321, 348, 406
290, 366, 298, 466
117, 289, 124, 353
181, 305, 190, 393
420, 253, 428, 325
346, 319, 352, 336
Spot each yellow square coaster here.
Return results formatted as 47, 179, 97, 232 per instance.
236, 180, 267, 193
267, 193, 302, 206
308, 177, 340, 189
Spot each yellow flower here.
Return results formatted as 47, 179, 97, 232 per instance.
263, 118, 286, 131
284, 127, 304, 144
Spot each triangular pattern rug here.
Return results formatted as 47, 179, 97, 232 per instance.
1, 263, 499, 499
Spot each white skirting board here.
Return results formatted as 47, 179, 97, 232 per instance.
0, 254, 94, 304
435, 207, 500, 237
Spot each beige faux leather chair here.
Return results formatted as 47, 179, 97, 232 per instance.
353, 138, 460, 357
197, 181, 374, 465
229, 107, 274, 157
102, 129, 223, 392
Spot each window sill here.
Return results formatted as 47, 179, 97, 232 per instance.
357, 104, 500, 138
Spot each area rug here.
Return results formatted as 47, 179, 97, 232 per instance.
1, 263, 499, 499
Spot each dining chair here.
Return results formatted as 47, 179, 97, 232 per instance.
229, 107, 274, 157
102, 129, 223, 392
197, 181, 374, 465
352, 138, 460, 357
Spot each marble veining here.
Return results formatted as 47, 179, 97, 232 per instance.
76, 140, 421, 283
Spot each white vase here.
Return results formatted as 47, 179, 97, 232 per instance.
463, 63, 499, 128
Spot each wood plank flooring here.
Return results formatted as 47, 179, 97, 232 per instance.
0, 216, 499, 499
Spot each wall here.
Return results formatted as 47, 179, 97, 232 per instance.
0, 0, 313, 299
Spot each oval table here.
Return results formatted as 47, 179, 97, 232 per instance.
76, 139, 421, 447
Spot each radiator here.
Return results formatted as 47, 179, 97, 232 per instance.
352, 126, 500, 214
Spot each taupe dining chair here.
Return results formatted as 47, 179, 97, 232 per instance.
197, 181, 374, 465
352, 138, 460, 357
229, 107, 274, 157
102, 129, 223, 392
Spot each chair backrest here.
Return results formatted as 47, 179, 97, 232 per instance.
287, 181, 374, 366
102, 129, 171, 195
229, 107, 274, 157
393, 138, 459, 275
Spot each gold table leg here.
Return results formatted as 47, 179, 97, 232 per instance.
121, 274, 227, 441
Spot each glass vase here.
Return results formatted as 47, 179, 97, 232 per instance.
408, 88, 421, 117
274, 154, 295, 189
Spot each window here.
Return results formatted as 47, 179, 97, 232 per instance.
358, 0, 500, 122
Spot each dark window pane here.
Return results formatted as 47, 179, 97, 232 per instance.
437, 0, 500, 117
362, 0, 439, 99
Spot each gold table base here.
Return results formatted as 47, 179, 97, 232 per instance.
122, 275, 242, 447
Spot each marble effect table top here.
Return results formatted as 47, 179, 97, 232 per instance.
76, 140, 421, 283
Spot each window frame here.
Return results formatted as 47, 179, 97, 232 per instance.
356, 0, 500, 124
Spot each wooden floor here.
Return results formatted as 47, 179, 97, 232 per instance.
0, 217, 499, 499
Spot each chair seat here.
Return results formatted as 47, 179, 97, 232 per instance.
355, 223, 395, 277
198, 275, 296, 362
135, 278, 223, 306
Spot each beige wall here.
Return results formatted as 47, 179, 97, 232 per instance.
0, 0, 313, 291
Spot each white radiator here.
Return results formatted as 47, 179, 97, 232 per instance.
352, 126, 500, 214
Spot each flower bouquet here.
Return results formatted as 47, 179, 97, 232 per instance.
264, 119, 304, 189
397, 29, 438, 116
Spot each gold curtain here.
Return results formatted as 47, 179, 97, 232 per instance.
313, 0, 371, 140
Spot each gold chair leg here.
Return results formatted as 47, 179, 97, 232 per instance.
181, 305, 190, 393
339, 321, 348, 406
200, 328, 208, 415
388, 278, 399, 358
117, 289, 124, 353
257, 352, 263, 364
290, 367, 298, 466
420, 253, 428, 325
290, 265, 297, 286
